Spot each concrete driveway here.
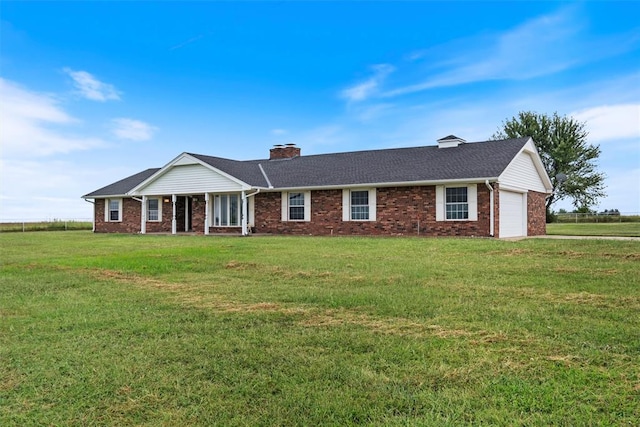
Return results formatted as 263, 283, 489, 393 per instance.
530, 235, 640, 241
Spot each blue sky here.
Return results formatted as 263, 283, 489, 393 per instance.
1, 1, 639, 220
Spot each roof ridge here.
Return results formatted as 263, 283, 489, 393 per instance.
193, 137, 529, 163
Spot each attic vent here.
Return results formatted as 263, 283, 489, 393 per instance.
270, 143, 301, 160
437, 135, 467, 148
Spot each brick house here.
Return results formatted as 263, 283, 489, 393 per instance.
82, 135, 552, 238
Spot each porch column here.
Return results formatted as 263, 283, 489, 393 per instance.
184, 196, 189, 232
241, 190, 248, 236
171, 194, 177, 235
204, 193, 210, 235
141, 195, 147, 234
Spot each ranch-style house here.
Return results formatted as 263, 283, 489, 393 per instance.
83, 135, 553, 238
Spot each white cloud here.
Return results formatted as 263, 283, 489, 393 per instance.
291, 125, 351, 153
63, 68, 121, 101
0, 157, 114, 221
0, 78, 104, 156
353, 103, 395, 123
271, 128, 288, 136
571, 104, 640, 143
170, 34, 205, 51
111, 118, 157, 141
383, 7, 639, 97
341, 64, 395, 102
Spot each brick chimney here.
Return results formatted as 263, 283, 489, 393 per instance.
270, 143, 301, 160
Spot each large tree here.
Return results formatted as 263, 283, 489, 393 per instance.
492, 111, 605, 215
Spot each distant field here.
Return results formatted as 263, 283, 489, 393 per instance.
547, 222, 640, 237
1, 232, 638, 425
0, 220, 92, 232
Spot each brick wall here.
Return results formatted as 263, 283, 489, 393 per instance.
94, 198, 142, 233
92, 184, 543, 239
252, 185, 495, 237
192, 197, 206, 233
494, 188, 501, 238
145, 198, 173, 233
527, 190, 547, 236
94, 197, 174, 233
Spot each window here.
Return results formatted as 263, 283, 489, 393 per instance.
106, 199, 122, 222
147, 198, 160, 221
281, 191, 311, 221
214, 194, 240, 226
446, 187, 468, 220
435, 185, 477, 221
351, 190, 369, 220
288, 193, 305, 220
342, 189, 376, 221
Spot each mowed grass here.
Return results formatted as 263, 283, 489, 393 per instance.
547, 222, 640, 237
1, 232, 638, 426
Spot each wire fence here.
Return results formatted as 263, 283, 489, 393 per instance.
554, 213, 640, 223
0, 219, 93, 232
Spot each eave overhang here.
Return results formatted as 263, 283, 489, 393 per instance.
261, 177, 500, 192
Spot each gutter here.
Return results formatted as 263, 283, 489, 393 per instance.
485, 180, 494, 237
263, 177, 500, 192
245, 189, 261, 198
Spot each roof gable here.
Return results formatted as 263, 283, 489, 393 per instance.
129, 153, 252, 195
499, 138, 553, 192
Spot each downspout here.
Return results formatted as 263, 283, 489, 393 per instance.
245, 189, 261, 198
241, 189, 261, 236
485, 180, 494, 237
131, 197, 145, 234
84, 198, 95, 232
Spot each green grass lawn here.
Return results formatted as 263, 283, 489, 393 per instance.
0, 220, 92, 232
547, 222, 640, 237
1, 232, 638, 426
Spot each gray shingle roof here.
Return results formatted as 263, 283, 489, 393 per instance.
193, 137, 530, 188
188, 154, 268, 187
83, 168, 160, 198
84, 137, 531, 197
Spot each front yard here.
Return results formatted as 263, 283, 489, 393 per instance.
1, 232, 638, 425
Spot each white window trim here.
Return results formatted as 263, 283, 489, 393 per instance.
436, 184, 477, 221
281, 191, 311, 222
105, 198, 123, 222
212, 194, 242, 227
146, 197, 162, 222
342, 188, 377, 222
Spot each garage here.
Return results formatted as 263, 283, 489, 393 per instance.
500, 191, 527, 238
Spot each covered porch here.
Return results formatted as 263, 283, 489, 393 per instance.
139, 191, 257, 236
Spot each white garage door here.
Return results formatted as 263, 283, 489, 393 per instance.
500, 191, 526, 238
